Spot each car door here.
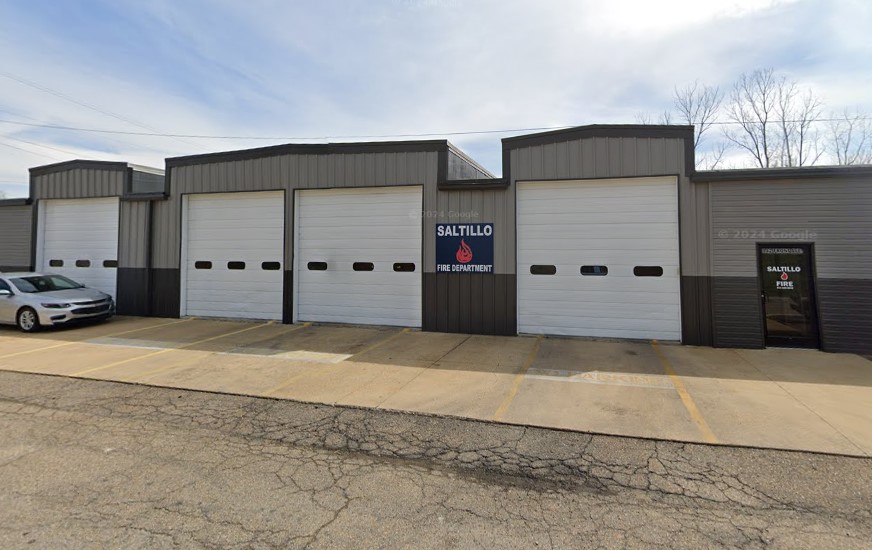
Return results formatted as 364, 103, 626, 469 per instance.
0, 278, 16, 323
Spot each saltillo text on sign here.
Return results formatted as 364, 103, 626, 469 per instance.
435, 223, 494, 273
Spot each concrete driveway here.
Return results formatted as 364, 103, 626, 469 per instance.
1, 316, 870, 457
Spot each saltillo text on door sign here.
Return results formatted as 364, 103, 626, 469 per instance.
436, 223, 494, 273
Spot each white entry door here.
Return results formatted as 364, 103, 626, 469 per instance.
294, 186, 422, 327
182, 191, 284, 320
38, 197, 119, 298
517, 177, 681, 341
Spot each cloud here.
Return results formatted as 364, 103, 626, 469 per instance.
0, 0, 869, 196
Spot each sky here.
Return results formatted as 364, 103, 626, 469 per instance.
0, 0, 870, 197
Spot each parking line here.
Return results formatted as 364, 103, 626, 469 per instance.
123, 322, 314, 381
0, 318, 196, 361
121, 323, 312, 380
651, 340, 718, 444
255, 322, 358, 395
71, 321, 273, 377
492, 336, 541, 421
346, 328, 411, 361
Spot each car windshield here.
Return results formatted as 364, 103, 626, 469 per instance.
11, 275, 85, 293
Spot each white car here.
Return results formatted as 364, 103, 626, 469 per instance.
0, 272, 115, 332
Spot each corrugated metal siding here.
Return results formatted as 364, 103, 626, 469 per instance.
131, 170, 166, 194
119, 201, 150, 268
422, 186, 514, 274
710, 178, 872, 278
0, 204, 33, 269
681, 182, 710, 277
31, 168, 125, 199
153, 151, 439, 269
817, 279, 872, 354
447, 150, 491, 180
423, 273, 516, 335
510, 137, 685, 181
711, 277, 764, 348
681, 276, 713, 346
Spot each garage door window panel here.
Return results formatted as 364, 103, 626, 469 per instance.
580, 265, 608, 276
634, 266, 664, 277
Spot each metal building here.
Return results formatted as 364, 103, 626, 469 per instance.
698, 166, 872, 354
1, 125, 870, 355
148, 141, 493, 326
1, 160, 167, 315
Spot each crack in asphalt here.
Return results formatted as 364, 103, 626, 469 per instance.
0, 371, 870, 549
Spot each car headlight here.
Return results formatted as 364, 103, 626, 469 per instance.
41, 303, 72, 309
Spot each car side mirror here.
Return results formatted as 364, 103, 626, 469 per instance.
0, 289, 11, 296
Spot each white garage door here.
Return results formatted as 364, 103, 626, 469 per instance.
295, 186, 422, 327
38, 197, 119, 298
182, 191, 284, 320
517, 177, 681, 341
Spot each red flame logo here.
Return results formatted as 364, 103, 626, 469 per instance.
780, 271, 789, 281
456, 239, 473, 264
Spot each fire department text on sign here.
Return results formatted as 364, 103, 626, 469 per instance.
436, 223, 494, 273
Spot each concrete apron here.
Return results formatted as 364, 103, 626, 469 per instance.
0, 316, 870, 458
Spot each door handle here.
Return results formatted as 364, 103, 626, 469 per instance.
761, 292, 768, 304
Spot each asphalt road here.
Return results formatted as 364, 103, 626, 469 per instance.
0, 371, 870, 549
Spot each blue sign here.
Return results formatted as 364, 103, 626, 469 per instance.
436, 223, 494, 273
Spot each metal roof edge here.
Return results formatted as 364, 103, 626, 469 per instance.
501, 124, 695, 149
692, 164, 872, 182
165, 140, 452, 169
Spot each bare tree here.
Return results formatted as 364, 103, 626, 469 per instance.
659, 110, 672, 125
634, 111, 654, 125
776, 85, 823, 166
724, 68, 823, 167
634, 110, 672, 125
724, 69, 779, 167
673, 81, 723, 149
699, 142, 730, 170
827, 108, 872, 165
0, 190, 6, 199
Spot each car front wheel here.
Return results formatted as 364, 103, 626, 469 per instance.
17, 307, 40, 333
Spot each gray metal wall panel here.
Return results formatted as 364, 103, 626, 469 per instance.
710, 177, 872, 278
151, 198, 179, 270
680, 181, 711, 277
711, 277, 764, 348
154, 150, 439, 269
817, 278, 872, 354
680, 276, 714, 346
0, 204, 33, 269
32, 168, 125, 200
119, 201, 149, 268
509, 137, 687, 180
130, 170, 166, 194
423, 273, 516, 335
116, 268, 149, 315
